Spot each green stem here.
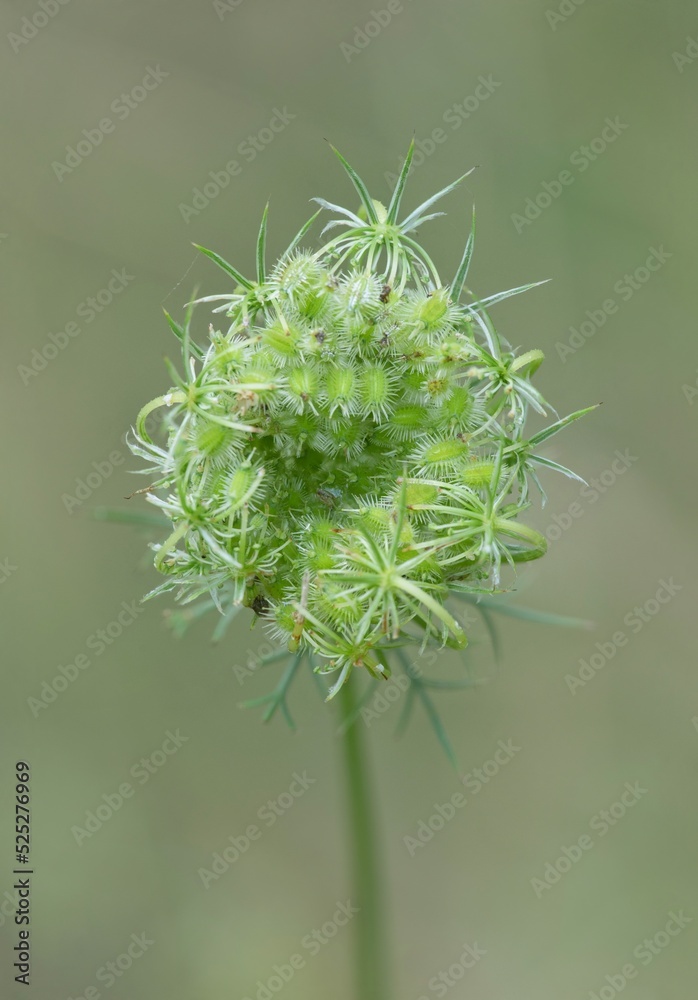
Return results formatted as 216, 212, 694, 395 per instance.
338, 676, 391, 1000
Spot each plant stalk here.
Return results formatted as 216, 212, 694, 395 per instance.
338, 675, 391, 1000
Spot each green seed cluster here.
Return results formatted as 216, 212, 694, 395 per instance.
131, 145, 585, 696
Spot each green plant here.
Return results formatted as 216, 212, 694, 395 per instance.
119, 142, 593, 1000
130, 143, 592, 684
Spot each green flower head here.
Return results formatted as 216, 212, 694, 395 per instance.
130, 142, 593, 699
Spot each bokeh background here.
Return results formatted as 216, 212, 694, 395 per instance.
2, 1, 697, 997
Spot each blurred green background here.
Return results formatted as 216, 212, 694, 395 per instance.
2, 0, 697, 997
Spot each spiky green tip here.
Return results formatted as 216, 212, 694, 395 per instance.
129, 144, 590, 698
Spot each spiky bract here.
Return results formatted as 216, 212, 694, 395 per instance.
130, 143, 592, 698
